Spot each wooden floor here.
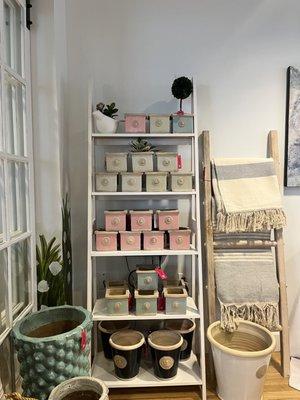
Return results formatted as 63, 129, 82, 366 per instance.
109, 353, 300, 400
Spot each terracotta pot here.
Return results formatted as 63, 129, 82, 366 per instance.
48, 376, 109, 400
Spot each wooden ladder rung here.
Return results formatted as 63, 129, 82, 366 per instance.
213, 240, 277, 249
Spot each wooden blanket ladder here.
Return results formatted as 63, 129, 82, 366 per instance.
201, 130, 290, 378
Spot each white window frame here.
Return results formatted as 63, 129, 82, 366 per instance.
0, 0, 36, 345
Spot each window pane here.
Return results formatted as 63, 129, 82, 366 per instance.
8, 162, 27, 236
0, 161, 4, 243
11, 239, 30, 319
4, 74, 26, 156
4, 0, 23, 75
0, 250, 9, 335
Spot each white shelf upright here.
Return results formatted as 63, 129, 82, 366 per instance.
87, 80, 206, 399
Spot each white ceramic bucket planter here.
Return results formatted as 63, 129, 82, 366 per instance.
93, 110, 118, 133
207, 320, 276, 400
48, 376, 109, 400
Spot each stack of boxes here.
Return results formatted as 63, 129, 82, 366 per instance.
95, 149, 193, 193
94, 209, 191, 252
105, 271, 188, 316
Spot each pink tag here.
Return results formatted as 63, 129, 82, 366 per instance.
81, 329, 87, 351
177, 154, 182, 169
155, 267, 167, 280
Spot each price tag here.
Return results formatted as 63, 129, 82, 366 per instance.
81, 329, 87, 351
177, 154, 182, 169
155, 267, 167, 280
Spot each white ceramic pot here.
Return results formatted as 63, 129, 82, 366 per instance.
48, 376, 109, 400
93, 110, 118, 133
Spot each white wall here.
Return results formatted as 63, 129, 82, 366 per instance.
30, 0, 300, 348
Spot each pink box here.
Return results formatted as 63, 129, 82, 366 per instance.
104, 210, 127, 231
129, 210, 153, 231
169, 229, 191, 250
156, 210, 179, 231
95, 231, 118, 251
143, 231, 165, 250
120, 231, 141, 251
125, 113, 147, 133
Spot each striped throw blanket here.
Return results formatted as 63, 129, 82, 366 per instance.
212, 158, 286, 232
214, 250, 280, 332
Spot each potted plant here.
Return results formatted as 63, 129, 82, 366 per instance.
171, 76, 193, 115
92, 102, 118, 133
130, 137, 157, 172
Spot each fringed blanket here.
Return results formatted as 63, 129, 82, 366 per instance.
212, 158, 286, 232
214, 250, 280, 332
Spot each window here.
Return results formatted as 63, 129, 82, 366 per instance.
0, 0, 35, 345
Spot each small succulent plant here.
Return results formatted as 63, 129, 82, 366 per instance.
96, 102, 118, 119
130, 137, 158, 152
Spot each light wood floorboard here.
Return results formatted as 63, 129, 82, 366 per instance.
109, 353, 300, 400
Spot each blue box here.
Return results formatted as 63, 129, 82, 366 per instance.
172, 114, 194, 133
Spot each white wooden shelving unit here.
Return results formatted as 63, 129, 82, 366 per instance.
87, 81, 206, 399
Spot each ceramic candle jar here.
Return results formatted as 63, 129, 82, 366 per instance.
104, 210, 127, 231
95, 172, 118, 192
135, 290, 158, 316
105, 152, 128, 172
95, 231, 118, 252
121, 172, 142, 192
136, 267, 158, 291
105, 288, 130, 315
172, 114, 194, 133
143, 231, 165, 251
156, 209, 179, 231
129, 210, 153, 231
131, 152, 154, 172
149, 114, 170, 133
120, 231, 141, 251
169, 228, 191, 250
164, 287, 188, 315
125, 113, 147, 133
170, 172, 193, 192
156, 152, 178, 172
145, 172, 167, 192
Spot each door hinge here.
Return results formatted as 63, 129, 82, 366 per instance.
26, 0, 33, 30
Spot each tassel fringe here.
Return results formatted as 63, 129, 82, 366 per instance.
220, 301, 280, 333
216, 208, 286, 233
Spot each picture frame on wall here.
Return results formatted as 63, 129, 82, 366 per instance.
285, 66, 300, 187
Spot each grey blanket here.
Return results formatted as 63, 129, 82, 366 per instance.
214, 249, 280, 332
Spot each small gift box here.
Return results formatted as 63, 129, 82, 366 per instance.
135, 289, 158, 316
125, 113, 147, 133
168, 228, 191, 250
136, 267, 158, 291
95, 172, 118, 192
164, 287, 188, 315
156, 209, 179, 231
121, 172, 142, 192
172, 114, 194, 133
105, 288, 130, 315
156, 152, 178, 172
131, 152, 154, 172
145, 172, 167, 192
143, 230, 165, 250
104, 210, 127, 231
95, 231, 118, 252
129, 210, 153, 231
149, 114, 170, 133
119, 231, 141, 251
105, 152, 128, 172
170, 172, 193, 192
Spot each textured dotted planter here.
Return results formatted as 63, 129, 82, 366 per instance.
13, 306, 92, 400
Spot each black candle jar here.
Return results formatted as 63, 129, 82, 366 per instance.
109, 329, 145, 379
165, 319, 196, 360
98, 321, 130, 359
148, 330, 183, 379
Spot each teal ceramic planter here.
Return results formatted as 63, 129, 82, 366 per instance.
13, 305, 92, 400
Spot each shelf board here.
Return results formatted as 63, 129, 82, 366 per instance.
92, 191, 196, 197
92, 351, 202, 388
92, 133, 196, 138
91, 247, 198, 257
92, 297, 200, 321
